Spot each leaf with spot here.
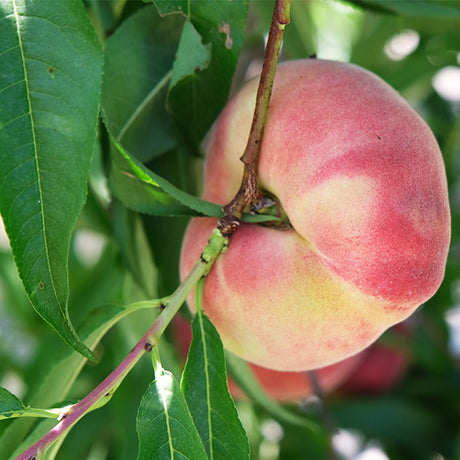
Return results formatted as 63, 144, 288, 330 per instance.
0, 0, 103, 359
181, 312, 250, 460
150, 0, 249, 147
136, 369, 207, 460
0, 388, 26, 420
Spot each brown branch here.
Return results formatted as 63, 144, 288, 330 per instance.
218, 0, 291, 237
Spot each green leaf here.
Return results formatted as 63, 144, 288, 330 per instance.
0, 388, 70, 422
181, 313, 250, 460
152, 0, 249, 146
170, 20, 211, 89
0, 388, 26, 419
136, 369, 208, 460
110, 139, 223, 217
111, 139, 279, 223
0, 300, 161, 458
110, 141, 204, 216
343, 0, 460, 18
0, 0, 103, 359
101, 4, 183, 162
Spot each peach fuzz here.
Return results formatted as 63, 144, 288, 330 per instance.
180, 59, 450, 371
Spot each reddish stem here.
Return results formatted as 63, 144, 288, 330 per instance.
218, 0, 291, 237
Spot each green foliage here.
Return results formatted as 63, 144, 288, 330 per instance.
0, 0, 459, 459
0, 0, 103, 360
137, 367, 208, 460
101, 4, 182, 162
345, 0, 460, 18
150, 0, 249, 147
0, 388, 26, 420
182, 312, 250, 459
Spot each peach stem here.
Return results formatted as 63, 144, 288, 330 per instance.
219, 0, 291, 237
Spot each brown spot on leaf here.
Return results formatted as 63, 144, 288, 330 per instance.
219, 23, 233, 50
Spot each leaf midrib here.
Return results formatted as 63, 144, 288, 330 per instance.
199, 312, 214, 459
12, 0, 60, 309
117, 69, 173, 142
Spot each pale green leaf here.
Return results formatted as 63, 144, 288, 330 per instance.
344, 0, 460, 17
169, 20, 211, 89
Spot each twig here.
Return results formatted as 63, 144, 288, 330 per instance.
218, 0, 291, 237
16, 229, 227, 460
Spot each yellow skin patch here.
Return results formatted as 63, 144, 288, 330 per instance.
182, 218, 407, 371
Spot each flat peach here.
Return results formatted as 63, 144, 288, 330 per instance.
180, 59, 450, 371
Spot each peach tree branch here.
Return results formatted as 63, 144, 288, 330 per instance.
16, 229, 227, 460
218, 0, 291, 237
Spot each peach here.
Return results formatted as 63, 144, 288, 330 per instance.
172, 315, 365, 402
180, 59, 450, 371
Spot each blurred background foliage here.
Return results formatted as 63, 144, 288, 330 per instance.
1, 0, 460, 459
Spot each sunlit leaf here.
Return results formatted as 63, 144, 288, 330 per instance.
136, 369, 207, 460
181, 313, 250, 459
110, 140, 279, 224
110, 139, 222, 217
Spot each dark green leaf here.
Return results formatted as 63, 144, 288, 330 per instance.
343, 0, 460, 18
0, 388, 26, 419
101, 4, 183, 162
0, 0, 103, 359
110, 139, 222, 217
111, 139, 279, 223
136, 369, 207, 460
181, 313, 250, 460
152, 0, 249, 146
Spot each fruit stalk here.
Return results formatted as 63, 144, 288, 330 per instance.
219, 0, 291, 237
